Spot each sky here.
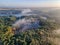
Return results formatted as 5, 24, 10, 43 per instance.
0, 0, 60, 7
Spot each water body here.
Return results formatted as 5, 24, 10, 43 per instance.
0, 13, 22, 17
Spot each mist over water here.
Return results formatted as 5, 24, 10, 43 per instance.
12, 8, 56, 31
0, 8, 60, 31
13, 17, 40, 31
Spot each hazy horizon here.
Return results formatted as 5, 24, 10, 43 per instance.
0, 0, 60, 7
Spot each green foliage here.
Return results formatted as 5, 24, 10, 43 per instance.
0, 16, 60, 45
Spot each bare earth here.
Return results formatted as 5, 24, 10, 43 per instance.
52, 29, 60, 45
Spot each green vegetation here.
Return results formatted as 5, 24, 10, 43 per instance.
0, 16, 60, 45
